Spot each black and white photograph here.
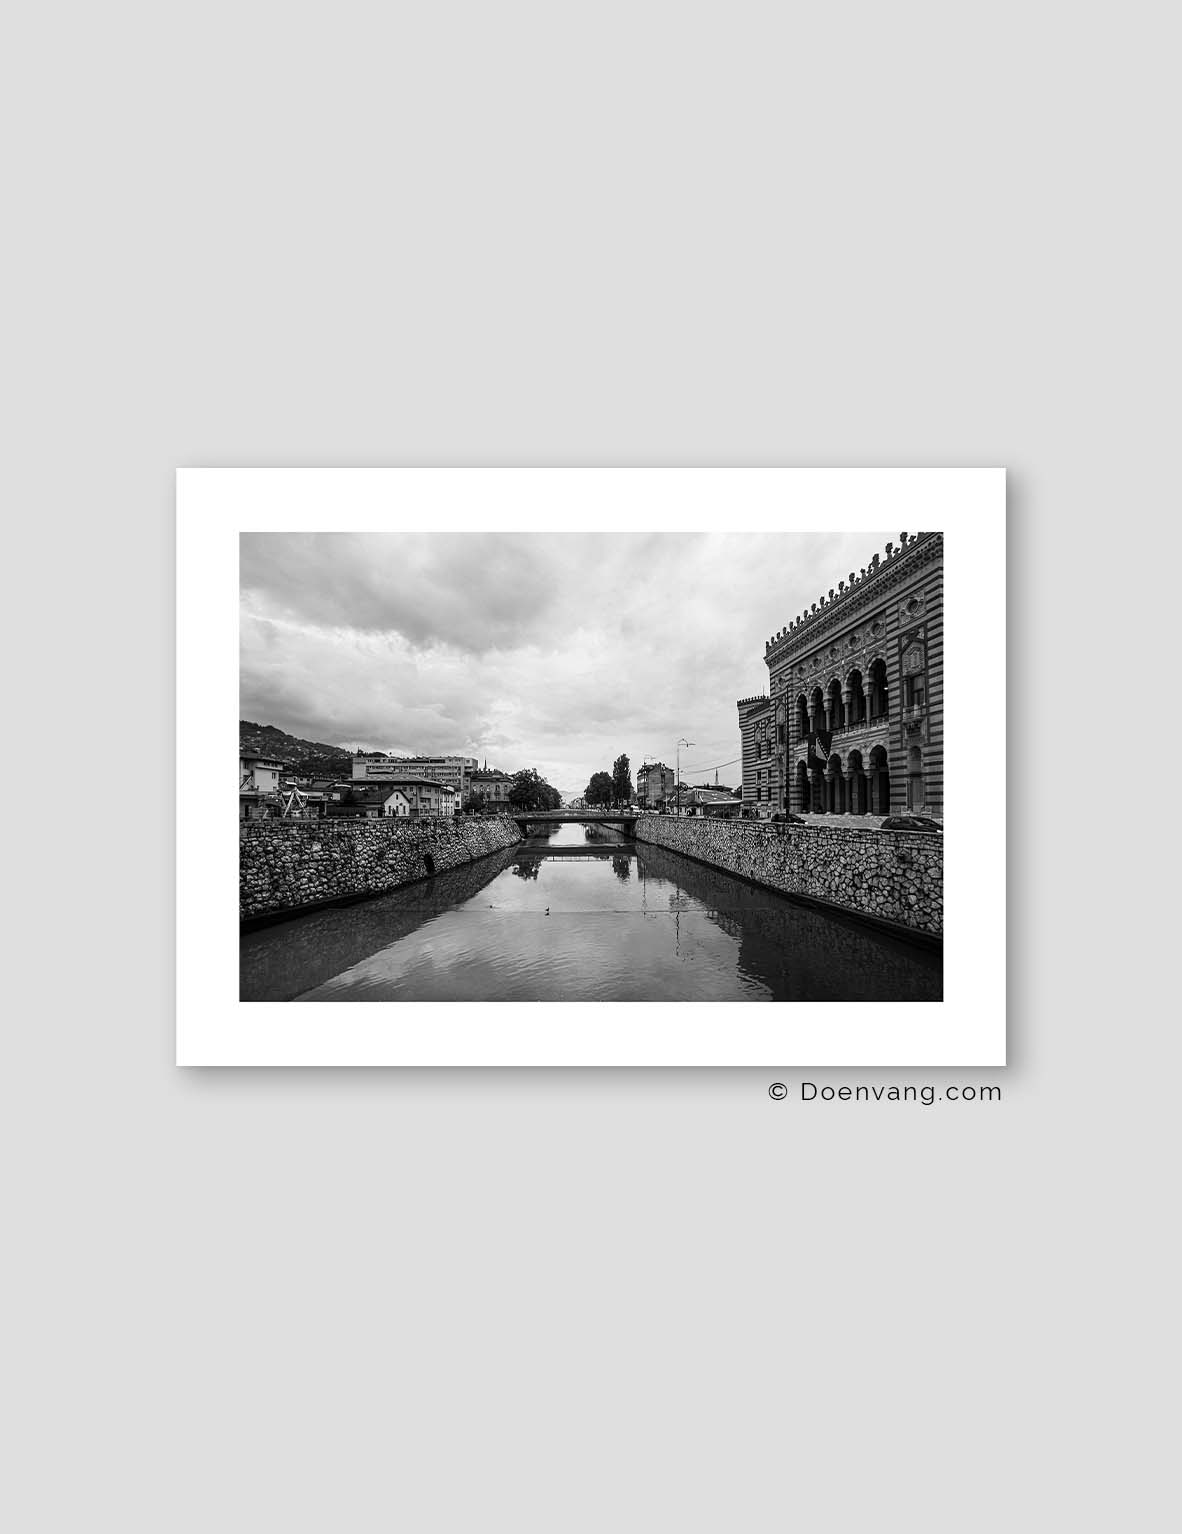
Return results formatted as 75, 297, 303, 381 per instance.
238, 528, 946, 1005
177, 467, 1003, 1066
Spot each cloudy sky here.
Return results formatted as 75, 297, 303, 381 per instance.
240, 531, 893, 799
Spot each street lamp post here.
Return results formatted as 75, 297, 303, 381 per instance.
676, 738, 694, 817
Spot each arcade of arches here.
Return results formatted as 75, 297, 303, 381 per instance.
791, 660, 900, 817
757, 532, 944, 820
785, 654, 934, 817
793, 744, 895, 816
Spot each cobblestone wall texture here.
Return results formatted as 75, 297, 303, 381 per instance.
633, 815, 942, 936
240, 816, 523, 921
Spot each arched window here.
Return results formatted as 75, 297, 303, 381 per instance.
869, 745, 891, 814
847, 669, 866, 726
847, 750, 868, 814
795, 760, 811, 813
869, 658, 889, 720
826, 679, 845, 730
826, 754, 846, 813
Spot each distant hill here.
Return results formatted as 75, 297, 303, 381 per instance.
240, 721, 354, 778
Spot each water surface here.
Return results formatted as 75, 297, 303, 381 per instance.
240, 823, 941, 1002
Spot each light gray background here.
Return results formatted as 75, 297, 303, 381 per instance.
6, 5, 1171, 1531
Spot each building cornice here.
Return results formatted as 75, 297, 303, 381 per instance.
764, 532, 942, 666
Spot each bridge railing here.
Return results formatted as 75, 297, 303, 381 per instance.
512, 812, 638, 820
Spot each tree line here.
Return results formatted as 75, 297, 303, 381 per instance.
508, 768, 563, 811
584, 753, 633, 808
463, 767, 563, 814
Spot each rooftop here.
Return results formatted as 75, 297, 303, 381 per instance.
764, 531, 941, 655
346, 775, 451, 789
348, 784, 411, 803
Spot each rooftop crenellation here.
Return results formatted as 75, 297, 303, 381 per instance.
764, 532, 937, 652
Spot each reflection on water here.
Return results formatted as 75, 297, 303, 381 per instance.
240, 821, 942, 1002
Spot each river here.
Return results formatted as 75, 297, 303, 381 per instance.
240, 821, 941, 1002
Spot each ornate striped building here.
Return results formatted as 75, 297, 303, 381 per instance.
740, 531, 943, 819
737, 695, 777, 814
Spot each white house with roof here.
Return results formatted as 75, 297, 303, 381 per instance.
334, 776, 457, 817
239, 754, 286, 818
330, 783, 415, 818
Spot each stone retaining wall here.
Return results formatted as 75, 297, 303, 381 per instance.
633, 815, 942, 937
240, 816, 523, 923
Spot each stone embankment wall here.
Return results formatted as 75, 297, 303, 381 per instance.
241, 816, 522, 924
634, 816, 942, 938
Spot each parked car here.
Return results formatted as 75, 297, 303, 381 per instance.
880, 814, 943, 833
770, 812, 805, 824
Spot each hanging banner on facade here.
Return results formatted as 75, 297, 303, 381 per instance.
806, 730, 832, 770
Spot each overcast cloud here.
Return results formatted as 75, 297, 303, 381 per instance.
240, 531, 894, 798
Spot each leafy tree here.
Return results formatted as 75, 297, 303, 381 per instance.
611, 753, 633, 807
463, 789, 488, 815
509, 768, 562, 811
585, 771, 614, 806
